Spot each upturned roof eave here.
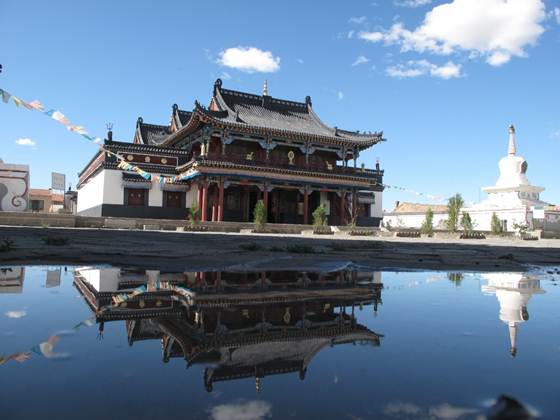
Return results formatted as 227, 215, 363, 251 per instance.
163, 107, 383, 149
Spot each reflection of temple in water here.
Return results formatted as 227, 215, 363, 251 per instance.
0, 267, 25, 293
482, 273, 545, 357
74, 268, 383, 391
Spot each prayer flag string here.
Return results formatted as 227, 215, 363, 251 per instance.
0, 86, 448, 200
0, 87, 189, 184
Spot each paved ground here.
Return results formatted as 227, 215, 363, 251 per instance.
1, 225, 560, 273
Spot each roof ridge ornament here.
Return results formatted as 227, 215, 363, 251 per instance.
263, 79, 269, 96
508, 124, 516, 155
214, 78, 223, 96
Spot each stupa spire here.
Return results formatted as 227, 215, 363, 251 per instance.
263, 79, 269, 96
509, 322, 518, 357
508, 124, 516, 156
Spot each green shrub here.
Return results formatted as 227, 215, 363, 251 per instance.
491, 212, 503, 235
421, 208, 434, 236
446, 193, 464, 232
312, 204, 328, 227
460, 212, 473, 233
253, 200, 266, 230
188, 201, 199, 228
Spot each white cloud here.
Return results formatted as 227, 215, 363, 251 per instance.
394, 0, 431, 7
210, 401, 272, 420
349, 16, 367, 24
218, 47, 280, 73
15, 138, 36, 147
5, 310, 27, 318
296, 58, 304, 64
352, 55, 370, 66
386, 60, 462, 79
338, 91, 344, 100
554, 8, 560, 24
359, 31, 384, 42
347, 30, 355, 39
550, 129, 560, 139
359, 0, 546, 67
221, 72, 232, 80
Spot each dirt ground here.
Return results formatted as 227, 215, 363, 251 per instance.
1, 225, 560, 273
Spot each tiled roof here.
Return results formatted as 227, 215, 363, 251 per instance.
136, 118, 172, 145
176, 109, 192, 127
393, 202, 448, 213
201, 80, 382, 146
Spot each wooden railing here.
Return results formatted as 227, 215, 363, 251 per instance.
187, 152, 383, 179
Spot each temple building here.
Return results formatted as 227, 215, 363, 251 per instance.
73, 267, 383, 392
77, 79, 385, 226
383, 125, 560, 233
481, 273, 544, 357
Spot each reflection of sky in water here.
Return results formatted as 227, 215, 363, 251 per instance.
0, 266, 558, 419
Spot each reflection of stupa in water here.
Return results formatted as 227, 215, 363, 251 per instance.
481, 273, 544, 357
0, 267, 25, 293
74, 267, 383, 391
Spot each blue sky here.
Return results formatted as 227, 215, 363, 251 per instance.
1, 0, 559, 210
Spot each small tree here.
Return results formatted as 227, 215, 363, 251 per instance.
446, 193, 464, 232
512, 221, 529, 237
188, 201, 199, 228
491, 212, 503, 235
447, 272, 464, 286
460, 212, 473, 233
312, 204, 328, 227
253, 200, 266, 231
421, 207, 434, 236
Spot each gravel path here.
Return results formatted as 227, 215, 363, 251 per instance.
1, 226, 559, 272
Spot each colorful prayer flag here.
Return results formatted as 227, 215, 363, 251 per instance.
0, 89, 11, 104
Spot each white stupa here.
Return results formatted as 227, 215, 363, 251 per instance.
481, 125, 545, 204
466, 125, 548, 231
481, 273, 544, 357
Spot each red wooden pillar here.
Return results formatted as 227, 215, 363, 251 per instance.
197, 183, 203, 221
201, 181, 208, 222
340, 191, 346, 225
303, 188, 309, 225
211, 186, 217, 222
218, 180, 225, 222
352, 190, 358, 221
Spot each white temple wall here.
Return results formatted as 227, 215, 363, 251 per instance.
186, 187, 198, 208
76, 267, 122, 293
371, 192, 382, 219
102, 170, 124, 205
148, 184, 163, 207
383, 212, 447, 229
77, 171, 105, 215
467, 208, 528, 232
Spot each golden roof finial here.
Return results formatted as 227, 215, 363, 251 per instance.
263, 79, 269, 96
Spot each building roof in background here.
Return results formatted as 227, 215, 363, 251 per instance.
391, 202, 448, 214
29, 188, 64, 203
